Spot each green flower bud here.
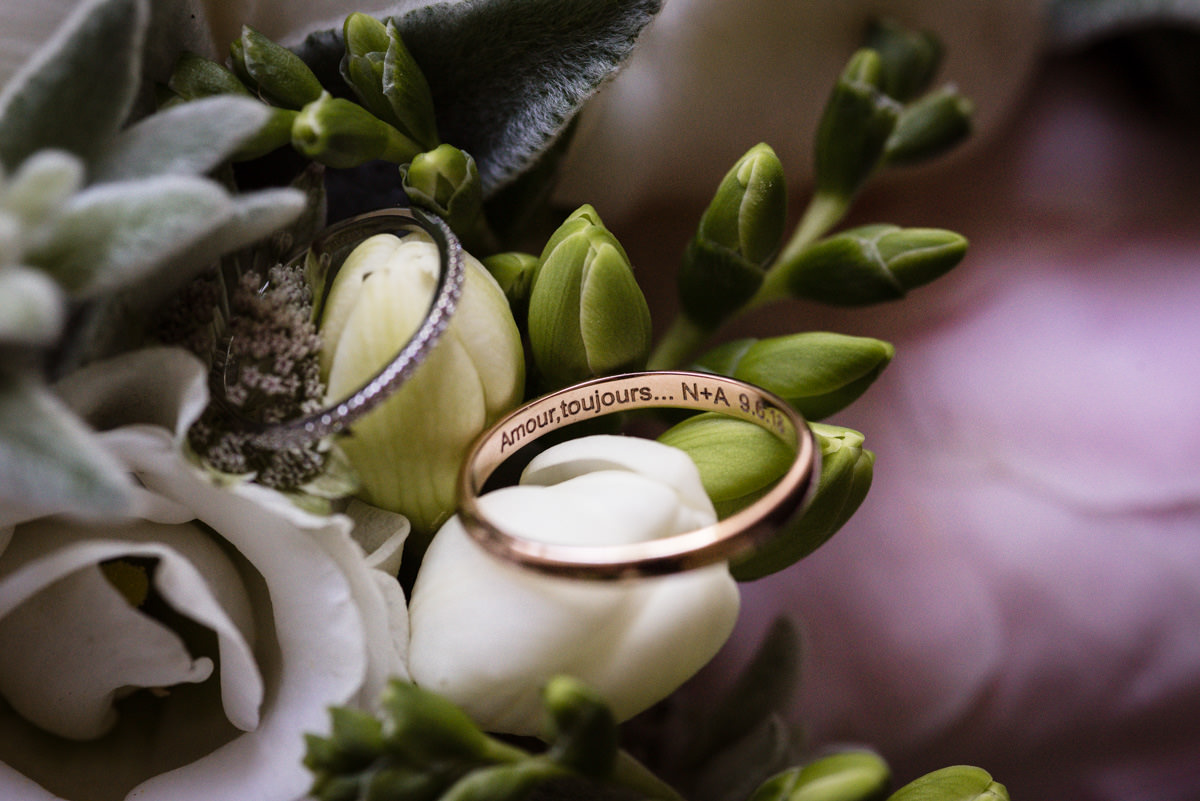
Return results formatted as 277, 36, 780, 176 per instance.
884, 86, 974, 166
679, 143, 786, 329
814, 49, 901, 202
401, 144, 490, 251
379, 680, 494, 763
167, 51, 252, 99
657, 413, 793, 519
319, 230, 524, 540
292, 91, 422, 168
527, 205, 651, 389
482, 251, 539, 316
233, 106, 297, 161
341, 14, 439, 151
230, 25, 324, 109
778, 224, 967, 306
864, 18, 943, 103
695, 332, 894, 420
439, 762, 564, 801
887, 766, 1009, 801
730, 423, 873, 581
543, 676, 619, 779
749, 751, 891, 801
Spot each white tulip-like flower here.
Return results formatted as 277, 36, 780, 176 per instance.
319, 231, 524, 538
407, 434, 740, 735
0, 348, 410, 801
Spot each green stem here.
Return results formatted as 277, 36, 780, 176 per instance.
647, 314, 710, 371
750, 190, 848, 308
611, 751, 687, 801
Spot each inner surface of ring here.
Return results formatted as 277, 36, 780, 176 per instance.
457, 371, 817, 579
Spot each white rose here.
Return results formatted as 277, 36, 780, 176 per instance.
407, 434, 740, 735
0, 348, 410, 801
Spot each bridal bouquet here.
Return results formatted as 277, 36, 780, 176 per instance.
0, 1, 1005, 800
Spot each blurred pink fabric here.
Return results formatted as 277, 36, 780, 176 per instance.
682, 54, 1200, 801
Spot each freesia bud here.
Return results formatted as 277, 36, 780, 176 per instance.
777, 224, 967, 306
864, 18, 943, 103
292, 91, 422, 168
888, 766, 1009, 801
167, 51, 252, 99
813, 49, 901, 202
884, 85, 974, 166
542, 676, 618, 778
748, 751, 891, 801
401, 145, 489, 251
319, 231, 524, 542
407, 435, 739, 735
695, 332, 894, 420
657, 413, 793, 519
730, 423, 873, 581
482, 251, 539, 317
679, 143, 786, 329
527, 205, 651, 389
230, 25, 324, 109
341, 14, 439, 151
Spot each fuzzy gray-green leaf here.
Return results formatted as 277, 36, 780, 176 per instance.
0, 266, 66, 346
90, 96, 272, 182
0, 0, 147, 169
295, 0, 662, 194
25, 175, 231, 296
0, 375, 133, 525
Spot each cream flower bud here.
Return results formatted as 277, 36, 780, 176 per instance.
407, 435, 739, 735
319, 231, 524, 544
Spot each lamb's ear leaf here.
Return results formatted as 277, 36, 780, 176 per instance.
295, 0, 662, 196
0, 376, 134, 527
0, 0, 148, 169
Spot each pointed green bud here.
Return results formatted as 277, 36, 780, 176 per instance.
864, 18, 943, 103
382, 21, 440, 150
749, 751, 891, 801
543, 676, 619, 779
814, 49, 901, 202
379, 680, 494, 763
527, 205, 651, 389
400, 144, 487, 249
231, 25, 324, 109
695, 332, 894, 420
778, 224, 967, 306
303, 708, 385, 776
884, 85, 974, 166
292, 91, 422, 168
167, 51, 252, 99
731, 423, 873, 581
482, 251, 539, 316
439, 762, 565, 801
657, 413, 793, 519
233, 106, 297, 161
887, 766, 1009, 801
679, 143, 787, 329
343, 11, 390, 57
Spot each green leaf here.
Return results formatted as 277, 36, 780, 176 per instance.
0, 0, 147, 169
296, 0, 662, 194
0, 374, 133, 526
886, 766, 1008, 801
89, 96, 272, 182
24, 175, 231, 296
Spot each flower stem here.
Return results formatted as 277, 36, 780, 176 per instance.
647, 314, 709, 371
750, 190, 848, 308
612, 751, 687, 801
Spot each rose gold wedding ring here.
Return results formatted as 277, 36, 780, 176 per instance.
457, 371, 819, 579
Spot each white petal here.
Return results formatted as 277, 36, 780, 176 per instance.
522, 434, 716, 528
0, 562, 212, 740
